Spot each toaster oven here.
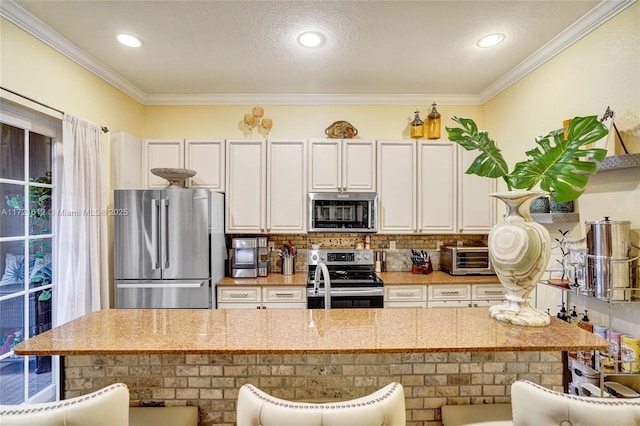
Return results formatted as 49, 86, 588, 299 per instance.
440, 246, 495, 275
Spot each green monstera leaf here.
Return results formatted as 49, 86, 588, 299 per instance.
446, 114, 609, 203
508, 116, 608, 202
446, 117, 510, 181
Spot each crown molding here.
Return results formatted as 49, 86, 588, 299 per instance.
143, 93, 482, 106
478, 0, 636, 104
2, 0, 635, 106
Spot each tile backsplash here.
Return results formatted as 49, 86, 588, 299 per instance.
263, 233, 487, 273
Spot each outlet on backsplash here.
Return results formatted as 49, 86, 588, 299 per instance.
389, 241, 396, 250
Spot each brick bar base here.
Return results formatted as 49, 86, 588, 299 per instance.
64, 351, 563, 426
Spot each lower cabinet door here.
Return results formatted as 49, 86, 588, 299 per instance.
385, 301, 427, 308
217, 286, 261, 309
427, 300, 471, 308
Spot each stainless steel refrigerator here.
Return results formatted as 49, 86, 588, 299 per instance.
114, 189, 225, 308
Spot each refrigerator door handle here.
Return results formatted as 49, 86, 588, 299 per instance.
116, 280, 205, 289
151, 198, 159, 269
161, 198, 169, 269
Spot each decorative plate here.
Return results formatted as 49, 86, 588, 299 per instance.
325, 121, 358, 139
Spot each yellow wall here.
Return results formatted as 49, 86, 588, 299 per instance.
1, 19, 145, 134
483, 2, 639, 186
480, 3, 639, 332
142, 104, 481, 140
481, 2, 639, 227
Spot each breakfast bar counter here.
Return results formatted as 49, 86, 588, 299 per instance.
14, 308, 608, 426
15, 307, 606, 356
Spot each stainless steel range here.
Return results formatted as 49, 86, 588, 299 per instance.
307, 249, 384, 309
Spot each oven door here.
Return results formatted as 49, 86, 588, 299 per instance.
307, 288, 384, 309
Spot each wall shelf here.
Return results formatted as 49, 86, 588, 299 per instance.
597, 153, 640, 172
531, 213, 580, 224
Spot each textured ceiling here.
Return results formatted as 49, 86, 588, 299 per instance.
8, 0, 608, 103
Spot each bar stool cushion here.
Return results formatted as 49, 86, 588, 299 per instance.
237, 382, 405, 426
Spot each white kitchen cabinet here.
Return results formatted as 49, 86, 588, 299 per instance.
217, 286, 262, 309
470, 284, 507, 307
185, 139, 225, 190
143, 138, 225, 190
376, 140, 417, 233
217, 286, 306, 309
144, 139, 184, 188
110, 131, 143, 189
457, 147, 496, 233
262, 286, 307, 309
267, 139, 307, 233
428, 284, 472, 308
428, 284, 471, 301
226, 139, 266, 233
309, 138, 376, 192
226, 138, 307, 233
384, 285, 427, 308
418, 141, 457, 233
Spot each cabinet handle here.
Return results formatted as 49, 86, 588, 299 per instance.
256, 306, 261, 309
484, 290, 504, 295
262, 306, 267, 309
231, 292, 249, 298
397, 292, 416, 297
275, 292, 295, 297
441, 291, 461, 296
468, 303, 473, 307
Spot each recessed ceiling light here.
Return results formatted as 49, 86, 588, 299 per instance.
117, 34, 143, 48
477, 33, 504, 48
297, 31, 325, 48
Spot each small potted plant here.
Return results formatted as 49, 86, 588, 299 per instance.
547, 230, 574, 288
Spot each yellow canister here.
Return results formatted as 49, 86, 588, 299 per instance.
620, 335, 640, 372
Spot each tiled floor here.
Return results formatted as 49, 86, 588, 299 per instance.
0, 357, 53, 404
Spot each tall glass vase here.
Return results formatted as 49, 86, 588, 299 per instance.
488, 190, 551, 326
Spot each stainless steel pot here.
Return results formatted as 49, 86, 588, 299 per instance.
585, 217, 631, 300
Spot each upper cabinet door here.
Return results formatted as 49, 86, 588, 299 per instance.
343, 139, 376, 192
144, 139, 184, 188
376, 140, 416, 233
309, 139, 376, 192
226, 139, 266, 233
111, 132, 143, 189
267, 139, 307, 233
309, 138, 341, 191
185, 139, 225, 191
418, 141, 457, 233
457, 147, 496, 233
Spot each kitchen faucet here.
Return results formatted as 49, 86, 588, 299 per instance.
313, 262, 331, 309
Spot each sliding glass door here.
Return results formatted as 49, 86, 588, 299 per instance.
0, 101, 59, 404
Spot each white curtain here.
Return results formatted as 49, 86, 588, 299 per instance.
54, 114, 108, 325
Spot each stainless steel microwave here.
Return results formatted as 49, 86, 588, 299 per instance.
308, 192, 377, 233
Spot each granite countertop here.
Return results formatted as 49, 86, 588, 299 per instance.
15, 308, 608, 356
217, 271, 499, 286
378, 271, 500, 285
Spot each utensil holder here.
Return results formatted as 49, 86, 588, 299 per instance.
282, 257, 294, 276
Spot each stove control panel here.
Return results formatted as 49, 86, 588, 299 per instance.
308, 249, 373, 266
